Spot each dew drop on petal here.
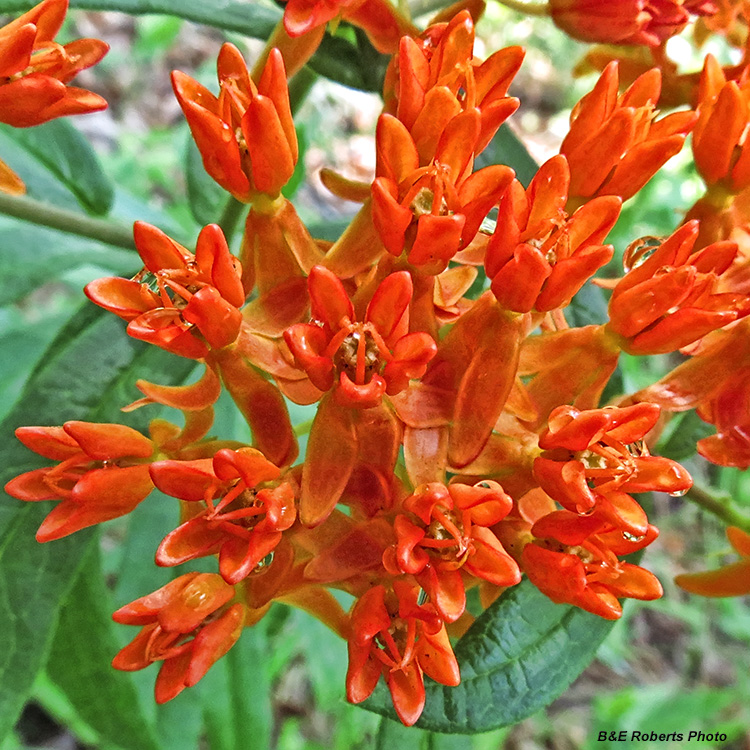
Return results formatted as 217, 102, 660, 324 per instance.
669, 488, 689, 497
622, 531, 646, 542
252, 552, 275, 572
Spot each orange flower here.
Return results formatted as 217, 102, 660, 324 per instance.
632, 317, 750, 468
150, 448, 296, 585
486, 155, 620, 313
383, 481, 520, 622
606, 221, 743, 354
5, 421, 156, 541
549, 0, 717, 46
86, 222, 245, 359
346, 580, 460, 726
522, 521, 663, 619
692, 55, 750, 191
112, 573, 245, 703
534, 402, 692, 514
384, 12, 522, 163
283, 0, 416, 53
561, 62, 696, 202
372, 112, 514, 272
172, 45, 296, 201
0, 0, 108, 194
676, 526, 750, 597
0, 0, 107, 128
284, 266, 437, 409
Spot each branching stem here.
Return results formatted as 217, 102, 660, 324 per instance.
497, 0, 550, 16
686, 484, 750, 534
0, 192, 136, 250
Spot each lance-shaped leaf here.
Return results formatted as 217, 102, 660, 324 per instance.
0, 305, 195, 745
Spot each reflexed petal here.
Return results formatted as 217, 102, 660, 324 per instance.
84, 277, 158, 321
4, 468, 59, 501
154, 650, 192, 704
365, 271, 412, 339
465, 526, 521, 586
416, 624, 460, 687
15, 425, 79, 459
387, 663, 425, 727
156, 517, 225, 567
676, 561, 750, 597
186, 603, 245, 686
149, 459, 217, 501
63, 421, 153, 459
133, 221, 187, 272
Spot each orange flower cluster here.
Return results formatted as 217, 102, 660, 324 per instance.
7, 0, 750, 730
0, 0, 108, 194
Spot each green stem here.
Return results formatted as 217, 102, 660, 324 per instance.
293, 418, 314, 437
0, 192, 135, 250
686, 484, 750, 534
496, 0, 550, 15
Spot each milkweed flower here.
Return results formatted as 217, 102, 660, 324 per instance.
486, 155, 620, 313
112, 573, 245, 703
523, 516, 663, 619
372, 112, 514, 272
561, 62, 697, 203
0, 0, 108, 128
383, 481, 520, 622
172, 44, 296, 201
283, 0, 416, 53
0, 0, 108, 194
549, 0, 717, 46
633, 318, 750, 468
85, 222, 244, 359
534, 402, 692, 515
346, 580, 460, 726
605, 221, 743, 355
692, 55, 750, 192
676, 526, 750, 597
150, 447, 296, 585
384, 12, 522, 162
5, 421, 156, 541
284, 266, 437, 409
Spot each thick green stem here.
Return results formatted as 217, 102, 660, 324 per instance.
686, 484, 750, 534
497, 0, 550, 15
0, 192, 136, 250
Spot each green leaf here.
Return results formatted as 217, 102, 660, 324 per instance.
655, 410, 713, 461
185, 137, 226, 227
0, 1, 383, 91
362, 580, 614, 733
376, 717, 427, 749
45, 542, 162, 750
0, 0, 280, 38
0, 304, 195, 745
0, 219, 137, 304
476, 123, 539, 187
0, 120, 114, 215
0, 127, 81, 210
